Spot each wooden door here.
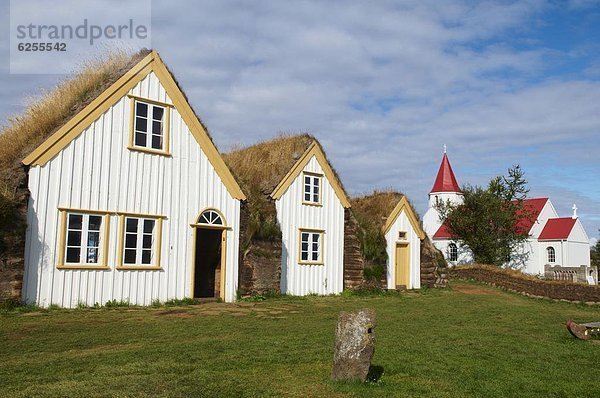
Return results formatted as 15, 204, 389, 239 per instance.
395, 243, 410, 289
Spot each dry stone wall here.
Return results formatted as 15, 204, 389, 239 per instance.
452, 264, 600, 303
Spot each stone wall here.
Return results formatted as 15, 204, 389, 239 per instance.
452, 264, 600, 303
343, 209, 365, 289
0, 176, 28, 303
420, 236, 448, 288
238, 240, 282, 295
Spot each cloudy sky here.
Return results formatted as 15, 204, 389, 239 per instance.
1, 0, 599, 243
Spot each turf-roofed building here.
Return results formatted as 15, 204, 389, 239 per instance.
351, 191, 447, 290
8, 50, 247, 307
224, 134, 366, 296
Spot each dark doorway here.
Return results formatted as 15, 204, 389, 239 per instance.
194, 228, 223, 298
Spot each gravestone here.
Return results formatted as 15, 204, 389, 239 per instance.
332, 308, 376, 382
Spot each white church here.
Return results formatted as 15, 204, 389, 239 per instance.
423, 150, 592, 278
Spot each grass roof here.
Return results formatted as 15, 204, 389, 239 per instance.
224, 133, 352, 244
0, 49, 152, 191
351, 190, 421, 266
224, 134, 315, 197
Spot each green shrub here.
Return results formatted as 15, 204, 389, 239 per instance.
363, 265, 386, 283
104, 299, 131, 308
164, 297, 195, 306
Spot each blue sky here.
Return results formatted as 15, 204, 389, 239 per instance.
1, 0, 599, 243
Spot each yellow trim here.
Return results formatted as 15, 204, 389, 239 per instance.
102, 214, 111, 266
395, 242, 410, 288
190, 224, 228, 301
271, 142, 351, 208
189, 224, 232, 230
22, 50, 246, 201
117, 214, 125, 267
298, 228, 325, 265
56, 208, 112, 269
127, 94, 174, 108
115, 211, 167, 219
57, 210, 68, 267
127, 146, 173, 157
128, 97, 172, 156
382, 196, 426, 239
116, 214, 164, 269
57, 266, 111, 270
220, 230, 227, 300
57, 207, 113, 215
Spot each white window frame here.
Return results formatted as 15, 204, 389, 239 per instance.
302, 172, 322, 206
128, 96, 172, 155
448, 243, 458, 262
57, 209, 110, 269
547, 246, 556, 263
133, 100, 166, 150
117, 214, 164, 270
299, 229, 324, 265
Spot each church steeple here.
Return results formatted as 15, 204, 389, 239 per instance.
430, 149, 461, 194
423, 148, 463, 239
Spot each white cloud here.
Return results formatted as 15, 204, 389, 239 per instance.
1, 0, 598, 240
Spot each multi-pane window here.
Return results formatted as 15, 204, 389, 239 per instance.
448, 243, 458, 262
300, 230, 323, 264
303, 173, 321, 204
547, 247, 555, 263
123, 217, 156, 266
133, 100, 166, 151
64, 213, 104, 265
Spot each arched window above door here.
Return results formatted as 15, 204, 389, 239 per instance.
197, 209, 224, 226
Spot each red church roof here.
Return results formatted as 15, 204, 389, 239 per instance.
538, 217, 576, 240
430, 153, 461, 193
432, 222, 454, 239
514, 198, 548, 234
433, 197, 549, 240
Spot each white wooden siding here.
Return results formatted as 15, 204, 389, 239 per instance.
276, 156, 345, 295
23, 72, 240, 307
385, 209, 421, 289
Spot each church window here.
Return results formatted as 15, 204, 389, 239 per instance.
546, 247, 555, 263
448, 243, 458, 262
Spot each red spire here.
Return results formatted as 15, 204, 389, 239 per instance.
430, 152, 461, 193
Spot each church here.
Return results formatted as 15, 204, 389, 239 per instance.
423, 150, 592, 279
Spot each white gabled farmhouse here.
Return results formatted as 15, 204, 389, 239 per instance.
271, 140, 352, 295
21, 50, 246, 307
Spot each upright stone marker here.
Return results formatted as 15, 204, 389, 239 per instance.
332, 308, 376, 382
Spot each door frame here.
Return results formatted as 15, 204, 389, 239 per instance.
190, 209, 230, 301
395, 242, 410, 289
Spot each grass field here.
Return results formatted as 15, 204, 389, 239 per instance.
1, 281, 599, 397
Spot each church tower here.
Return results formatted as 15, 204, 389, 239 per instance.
423, 147, 463, 239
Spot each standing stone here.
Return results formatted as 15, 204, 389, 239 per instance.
332, 308, 376, 382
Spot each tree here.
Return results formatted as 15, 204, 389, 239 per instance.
591, 230, 600, 269
437, 165, 532, 266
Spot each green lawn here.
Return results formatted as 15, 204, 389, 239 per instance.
1, 282, 599, 398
